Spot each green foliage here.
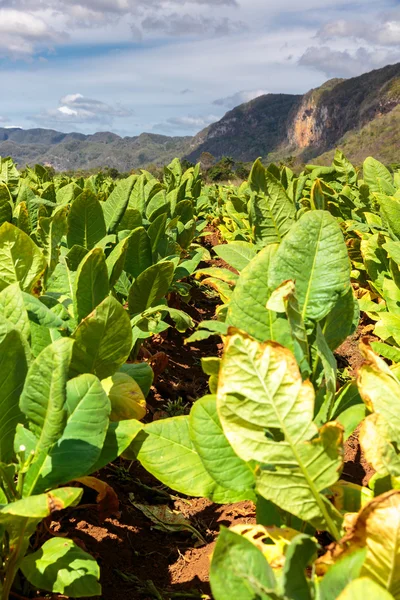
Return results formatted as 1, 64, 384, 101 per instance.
3, 151, 400, 600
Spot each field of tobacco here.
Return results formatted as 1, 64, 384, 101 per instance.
1, 151, 400, 599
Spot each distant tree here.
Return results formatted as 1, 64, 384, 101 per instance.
181, 158, 195, 172
104, 167, 121, 179
43, 164, 56, 179
207, 156, 234, 182
145, 163, 163, 180
235, 161, 251, 180
200, 152, 215, 170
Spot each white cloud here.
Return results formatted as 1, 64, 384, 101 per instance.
0, 117, 10, 124
0, 0, 241, 55
33, 93, 133, 125
317, 17, 400, 47
140, 13, 245, 37
0, 9, 62, 57
213, 89, 269, 108
0, 0, 398, 135
298, 46, 400, 78
154, 114, 220, 134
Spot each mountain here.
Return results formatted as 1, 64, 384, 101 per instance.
186, 62, 400, 166
2, 62, 400, 171
0, 129, 191, 172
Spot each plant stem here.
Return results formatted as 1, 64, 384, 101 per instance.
2, 525, 27, 600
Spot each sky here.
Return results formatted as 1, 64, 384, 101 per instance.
0, 0, 400, 137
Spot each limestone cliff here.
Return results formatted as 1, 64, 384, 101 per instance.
186, 63, 400, 164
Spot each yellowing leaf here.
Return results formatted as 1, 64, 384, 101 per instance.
0, 222, 46, 292
357, 339, 400, 420
360, 414, 400, 477
102, 372, 146, 421
337, 577, 394, 600
318, 491, 400, 598
75, 476, 119, 520
357, 342, 400, 478
328, 480, 374, 514
230, 523, 301, 569
217, 330, 343, 536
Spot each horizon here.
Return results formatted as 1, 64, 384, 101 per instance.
0, 125, 194, 139
1, 1, 400, 138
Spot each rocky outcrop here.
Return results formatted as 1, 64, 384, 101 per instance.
3, 63, 400, 170
187, 63, 400, 163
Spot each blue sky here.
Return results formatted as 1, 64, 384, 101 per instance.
0, 0, 400, 137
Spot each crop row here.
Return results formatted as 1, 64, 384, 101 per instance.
0, 152, 399, 599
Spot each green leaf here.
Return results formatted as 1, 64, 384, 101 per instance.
21, 537, 101, 597
328, 382, 365, 442
129, 173, 147, 214
131, 305, 193, 337
0, 327, 27, 461
322, 288, 357, 351
20, 337, 74, 455
65, 245, 89, 271
14, 424, 38, 456
357, 346, 400, 474
0, 222, 46, 292
363, 157, 394, 194
185, 320, 228, 344
0, 486, 83, 566
31, 374, 111, 493
102, 176, 135, 234
0, 283, 30, 339
119, 362, 154, 397
38, 206, 68, 276
268, 210, 350, 322
29, 322, 55, 357
132, 416, 251, 502
375, 313, 400, 346
148, 213, 167, 256
128, 261, 174, 315
190, 395, 255, 495
22, 292, 65, 329
337, 578, 394, 600
70, 295, 132, 379
117, 208, 142, 232
248, 158, 267, 194
310, 179, 326, 210
318, 549, 367, 600
67, 190, 106, 250
92, 419, 143, 471
250, 171, 296, 245
106, 237, 129, 288
213, 242, 257, 272
73, 247, 109, 323
315, 323, 337, 418
382, 278, 400, 314
0, 183, 12, 225
0, 487, 82, 521
217, 331, 343, 536
333, 150, 357, 185
378, 195, 400, 240
46, 261, 76, 300
267, 280, 310, 376
360, 233, 389, 290
282, 534, 317, 600
124, 226, 153, 279
383, 240, 400, 266
56, 182, 82, 205
227, 245, 292, 348
210, 527, 277, 600
371, 342, 400, 363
